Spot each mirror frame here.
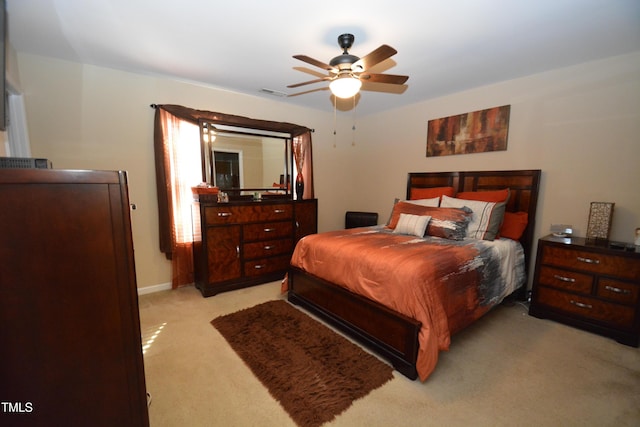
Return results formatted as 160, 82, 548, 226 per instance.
152, 105, 311, 201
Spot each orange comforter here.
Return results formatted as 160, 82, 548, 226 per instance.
287, 227, 521, 381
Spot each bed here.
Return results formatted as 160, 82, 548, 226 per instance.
285, 169, 541, 381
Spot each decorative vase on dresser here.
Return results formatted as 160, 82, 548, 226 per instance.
0, 169, 149, 426
529, 235, 640, 347
192, 196, 317, 297
295, 172, 304, 200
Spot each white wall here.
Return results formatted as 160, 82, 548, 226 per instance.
2, 42, 22, 156
16, 53, 341, 290
348, 52, 640, 241
16, 51, 640, 290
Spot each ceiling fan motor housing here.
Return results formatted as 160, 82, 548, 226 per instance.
338, 34, 355, 51
331, 34, 359, 70
330, 54, 360, 70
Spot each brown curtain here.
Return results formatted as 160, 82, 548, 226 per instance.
153, 107, 201, 287
153, 104, 313, 287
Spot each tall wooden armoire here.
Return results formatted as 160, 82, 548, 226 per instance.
0, 169, 149, 426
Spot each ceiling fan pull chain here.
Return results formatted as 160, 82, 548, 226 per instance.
333, 96, 337, 148
352, 96, 357, 146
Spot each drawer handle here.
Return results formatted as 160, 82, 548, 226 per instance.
604, 285, 631, 295
254, 264, 265, 270
576, 256, 599, 265
217, 212, 232, 217
264, 245, 274, 250
273, 209, 285, 213
570, 300, 593, 310
553, 274, 576, 283
236, 245, 240, 258
263, 228, 276, 232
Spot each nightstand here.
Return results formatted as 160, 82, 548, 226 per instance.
529, 235, 640, 347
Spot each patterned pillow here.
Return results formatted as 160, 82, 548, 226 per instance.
441, 195, 506, 241
393, 213, 431, 237
386, 197, 439, 225
387, 201, 472, 240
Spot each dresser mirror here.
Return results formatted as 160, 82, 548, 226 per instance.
201, 122, 292, 198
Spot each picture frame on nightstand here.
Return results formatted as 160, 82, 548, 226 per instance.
586, 201, 614, 241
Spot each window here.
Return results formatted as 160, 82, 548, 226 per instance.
166, 118, 201, 244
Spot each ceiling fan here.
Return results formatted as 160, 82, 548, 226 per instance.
288, 33, 409, 99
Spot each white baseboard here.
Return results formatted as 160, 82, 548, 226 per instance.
138, 282, 172, 296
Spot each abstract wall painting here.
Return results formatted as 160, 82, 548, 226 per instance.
426, 105, 511, 157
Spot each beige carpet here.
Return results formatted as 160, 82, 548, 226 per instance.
139, 282, 640, 426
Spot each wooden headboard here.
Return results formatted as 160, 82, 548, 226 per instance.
407, 169, 541, 293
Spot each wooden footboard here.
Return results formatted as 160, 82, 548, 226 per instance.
287, 266, 421, 380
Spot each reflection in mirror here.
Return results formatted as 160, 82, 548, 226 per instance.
214, 149, 242, 189
201, 122, 292, 197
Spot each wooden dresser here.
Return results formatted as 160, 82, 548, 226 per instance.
193, 197, 317, 297
529, 235, 640, 346
0, 169, 149, 426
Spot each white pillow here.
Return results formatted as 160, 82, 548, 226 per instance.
440, 195, 506, 240
407, 197, 440, 207
393, 213, 431, 237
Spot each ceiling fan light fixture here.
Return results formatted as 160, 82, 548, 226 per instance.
329, 74, 362, 98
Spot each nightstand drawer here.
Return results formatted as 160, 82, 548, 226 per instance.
538, 266, 592, 294
541, 246, 640, 281
536, 287, 635, 329
596, 278, 639, 305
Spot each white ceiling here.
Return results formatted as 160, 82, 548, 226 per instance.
6, 0, 640, 116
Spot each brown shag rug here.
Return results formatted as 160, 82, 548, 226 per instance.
211, 299, 394, 427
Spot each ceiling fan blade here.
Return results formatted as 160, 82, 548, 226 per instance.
352, 45, 397, 71
359, 73, 409, 85
287, 77, 331, 88
287, 86, 330, 97
293, 55, 335, 71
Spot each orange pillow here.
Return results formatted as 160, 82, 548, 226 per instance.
499, 211, 528, 240
457, 188, 510, 203
410, 186, 455, 200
